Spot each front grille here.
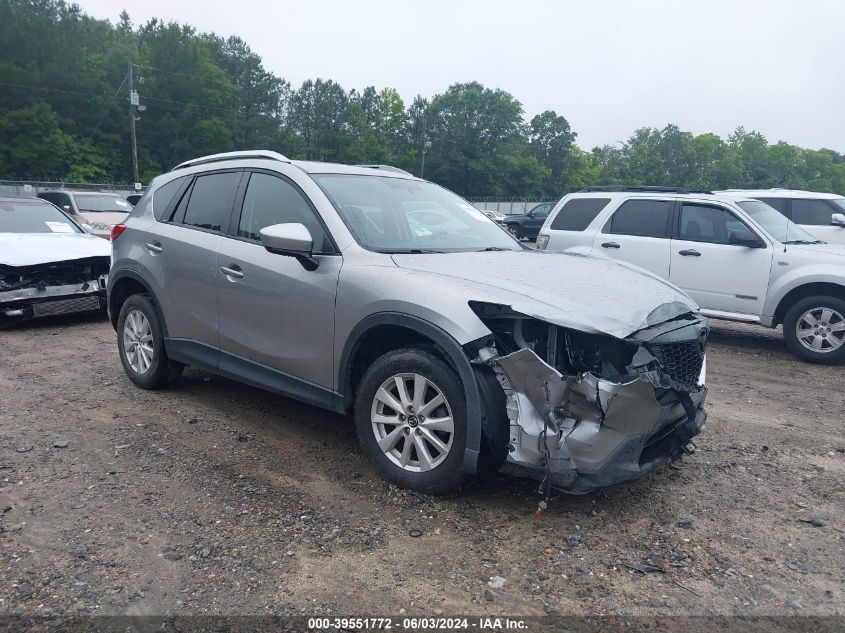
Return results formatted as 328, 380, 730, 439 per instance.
32, 296, 101, 317
647, 340, 704, 390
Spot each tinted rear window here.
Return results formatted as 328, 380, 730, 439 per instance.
605, 199, 673, 238
550, 197, 610, 231
791, 198, 836, 226
753, 197, 788, 215
181, 172, 241, 232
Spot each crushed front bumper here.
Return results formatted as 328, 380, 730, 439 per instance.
485, 347, 707, 494
0, 276, 108, 323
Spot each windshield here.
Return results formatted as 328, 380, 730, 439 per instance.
832, 199, 845, 213
75, 194, 132, 213
312, 175, 522, 252
0, 200, 82, 234
737, 200, 820, 243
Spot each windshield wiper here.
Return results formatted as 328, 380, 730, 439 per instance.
476, 246, 510, 252
783, 239, 824, 245
377, 248, 446, 254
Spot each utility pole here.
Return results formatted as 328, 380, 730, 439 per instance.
419, 117, 431, 179
128, 61, 140, 185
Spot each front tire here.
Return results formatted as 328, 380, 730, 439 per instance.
507, 224, 522, 240
355, 348, 467, 494
117, 293, 184, 388
783, 295, 845, 364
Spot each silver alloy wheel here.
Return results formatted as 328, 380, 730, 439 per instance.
795, 307, 845, 353
507, 225, 520, 237
123, 309, 155, 374
370, 373, 454, 473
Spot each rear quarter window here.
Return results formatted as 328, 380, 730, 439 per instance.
549, 198, 610, 231
152, 176, 188, 221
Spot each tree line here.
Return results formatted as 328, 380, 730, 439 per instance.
2, 0, 844, 196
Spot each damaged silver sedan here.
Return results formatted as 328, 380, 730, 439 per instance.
1, 197, 109, 325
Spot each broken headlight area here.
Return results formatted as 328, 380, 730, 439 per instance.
0, 258, 109, 321
467, 302, 708, 494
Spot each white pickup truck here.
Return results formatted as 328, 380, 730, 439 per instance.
537, 186, 845, 364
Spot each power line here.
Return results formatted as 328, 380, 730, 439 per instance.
131, 63, 197, 80
141, 94, 241, 114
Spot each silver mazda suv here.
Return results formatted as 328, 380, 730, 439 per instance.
108, 151, 708, 494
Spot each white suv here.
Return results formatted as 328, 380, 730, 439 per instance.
715, 189, 845, 245
537, 186, 845, 364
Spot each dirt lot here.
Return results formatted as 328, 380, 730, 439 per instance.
0, 315, 843, 619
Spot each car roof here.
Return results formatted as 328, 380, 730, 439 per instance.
564, 190, 756, 205
0, 196, 51, 203
290, 160, 420, 179
166, 150, 421, 181
38, 189, 125, 196
716, 188, 843, 199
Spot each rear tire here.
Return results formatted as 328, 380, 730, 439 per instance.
117, 293, 183, 389
354, 348, 467, 494
783, 295, 845, 364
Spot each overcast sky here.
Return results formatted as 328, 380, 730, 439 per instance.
77, 0, 845, 152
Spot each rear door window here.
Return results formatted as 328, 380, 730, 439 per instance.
754, 197, 788, 216
178, 172, 241, 232
550, 197, 610, 231
791, 199, 836, 226
604, 199, 673, 238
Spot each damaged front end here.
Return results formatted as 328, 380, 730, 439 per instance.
0, 257, 109, 323
468, 302, 708, 494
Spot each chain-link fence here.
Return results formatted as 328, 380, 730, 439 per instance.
0, 180, 139, 199
466, 196, 560, 216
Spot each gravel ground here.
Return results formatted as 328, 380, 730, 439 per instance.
0, 314, 843, 618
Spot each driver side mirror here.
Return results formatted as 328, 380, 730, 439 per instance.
62, 205, 72, 213
831, 212, 845, 227
728, 229, 765, 248
259, 223, 319, 270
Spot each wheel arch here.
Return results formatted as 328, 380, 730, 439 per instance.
338, 312, 483, 475
108, 270, 169, 337
773, 282, 845, 326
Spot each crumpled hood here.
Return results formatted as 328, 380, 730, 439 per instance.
391, 250, 698, 339
0, 233, 111, 267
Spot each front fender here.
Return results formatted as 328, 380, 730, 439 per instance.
338, 312, 484, 476
763, 267, 845, 319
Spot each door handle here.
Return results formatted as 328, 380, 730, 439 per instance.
145, 242, 163, 254
601, 241, 621, 249
220, 265, 244, 280
679, 249, 701, 257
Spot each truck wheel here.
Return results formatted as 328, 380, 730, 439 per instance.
783, 295, 845, 364
507, 224, 522, 240
355, 348, 467, 494
117, 293, 184, 388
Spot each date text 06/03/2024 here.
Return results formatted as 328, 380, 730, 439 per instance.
306, 617, 528, 630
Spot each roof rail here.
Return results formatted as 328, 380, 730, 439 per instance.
355, 164, 415, 177
172, 150, 290, 171
579, 185, 690, 194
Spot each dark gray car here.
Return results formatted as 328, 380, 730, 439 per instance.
108, 151, 708, 494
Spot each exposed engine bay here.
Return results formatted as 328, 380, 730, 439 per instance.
0, 257, 109, 321
466, 301, 708, 494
